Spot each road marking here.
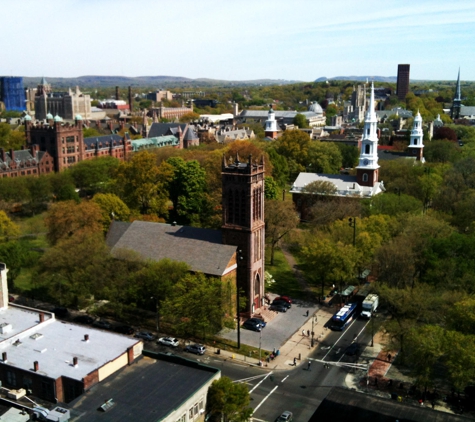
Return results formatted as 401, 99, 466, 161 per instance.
322, 319, 357, 360
253, 385, 279, 413
281, 375, 289, 383
249, 372, 273, 393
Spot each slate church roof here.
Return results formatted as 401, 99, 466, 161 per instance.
106, 221, 237, 277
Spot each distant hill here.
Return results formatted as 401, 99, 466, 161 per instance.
315, 76, 397, 83
22, 75, 302, 89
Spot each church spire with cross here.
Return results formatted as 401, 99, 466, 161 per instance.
451, 68, 462, 120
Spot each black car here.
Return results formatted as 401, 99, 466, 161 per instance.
115, 325, 134, 335
345, 342, 361, 356
271, 300, 291, 309
51, 307, 69, 317
93, 320, 112, 330
74, 315, 94, 324
269, 303, 288, 313
243, 319, 262, 332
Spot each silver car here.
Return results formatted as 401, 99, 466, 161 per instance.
158, 337, 180, 347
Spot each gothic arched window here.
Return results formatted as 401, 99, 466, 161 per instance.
362, 173, 368, 182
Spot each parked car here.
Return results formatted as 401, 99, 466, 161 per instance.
243, 319, 262, 332
74, 315, 94, 324
269, 303, 288, 313
93, 320, 112, 330
8, 295, 15, 302
275, 411, 293, 421
51, 307, 69, 317
115, 325, 134, 335
158, 337, 180, 347
272, 299, 291, 309
135, 331, 156, 341
275, 296, 292, 304
247, 317, 266, 328
345, 342, 361, 356
185, 344, 206, 355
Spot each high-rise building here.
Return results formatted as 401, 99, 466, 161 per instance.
396, 64, 410, 101
0, 76, 25, 111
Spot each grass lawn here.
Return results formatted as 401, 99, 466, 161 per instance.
265, 246, 307, 300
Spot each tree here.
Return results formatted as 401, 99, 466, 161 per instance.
69, 156, 120, 194
264, 176, 278, 200
165, 157, 208, 224
337, 144, 359, 169
362, 193, 423, 217
179, 112, 200, 123
92, 193, 130, 231
433, 126, 457, 142
293, 113, 308, 128
275, 130, 311, 177
302, 180, 337, 196
114, 151, 172, 215
0, 210, 20, 238
48, 172, 80, 202
265, 200, 299, 265
307, 141, 342, 174
45, 200, 103, 245
206, 377, 253, 422
424, 140, 460, 163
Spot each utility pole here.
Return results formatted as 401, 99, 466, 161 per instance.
349, 217, 357, 247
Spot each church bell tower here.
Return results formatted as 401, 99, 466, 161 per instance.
222, 154, 265, 314
356, 83, 380, 187
407, 110, 425, 162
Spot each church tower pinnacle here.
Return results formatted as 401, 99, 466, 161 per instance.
451, 68, 462, 120
407, 110, 425, 162
264, 106, 279, 139
356, 82, 380, 187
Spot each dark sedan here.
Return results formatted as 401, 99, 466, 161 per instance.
269, 303, 288, 313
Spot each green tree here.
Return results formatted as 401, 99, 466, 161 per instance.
83, 127, 101, 138
179, 112, 200, 123
275, 130, 311, 178
0, 210, 20, 238
45, 200, 103, 245
337, 144, 359, 169
115, 151, 172, 215
92, 193, 130, 231
69, 156, 120, 194
264, 176, 278, 200
265, 199, 299, 265
48, 172, 80, 202
293, 113, 308, 128
206, 377, 253, 422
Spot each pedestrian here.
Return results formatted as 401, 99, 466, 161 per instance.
307, 361, 311, 371
302, 329, 306, 336
305, 310, 309, 317
307, 329, 310, 337
387, 353, 392, 362
293, 357, 297, 366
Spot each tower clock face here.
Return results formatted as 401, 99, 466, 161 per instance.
363, 159, 369, 165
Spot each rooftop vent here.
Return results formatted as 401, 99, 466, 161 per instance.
30, 333, 43, 340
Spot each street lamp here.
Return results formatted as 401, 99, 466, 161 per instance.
348, 217, 357, 247
311, 314, 317, 347
370, 311, 374, 347
259, 327, 262, 365
151, 296, 159, 333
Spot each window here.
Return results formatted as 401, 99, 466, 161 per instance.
362, 173, 368, 182
189, 408, 193, 419
175, 415, 186, 422
365, 144, 370, 154
367, 128, 370, 135
66, 136, 75, 143
6, 370, 16, 387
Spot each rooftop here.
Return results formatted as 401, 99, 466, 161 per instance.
0, 304, 139, 381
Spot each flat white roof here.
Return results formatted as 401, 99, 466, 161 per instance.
290, 172, 383, 198
0, 305, 138, 381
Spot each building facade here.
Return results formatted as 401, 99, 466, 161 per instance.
34, 79, 92, 120
0, 77, 25, 111
396, 64, 410, 101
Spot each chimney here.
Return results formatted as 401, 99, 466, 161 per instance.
9, 149, 14, 161
73, 357, 78, 367
115, 86, 119, 101
128, 86, 132, 112
39, 312, 44, 323
2, 352, 7, 363
0, 148, 5, 161
84, 334, 89, 342
34, 361, 39, 372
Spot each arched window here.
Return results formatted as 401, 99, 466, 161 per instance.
365, 144, 370, 154
254, 273, 261, 296
362, 173, 368, 182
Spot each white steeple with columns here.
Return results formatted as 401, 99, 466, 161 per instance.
265, 107, 278, 133
408, 110, 425, 162
357, 82, 380, 171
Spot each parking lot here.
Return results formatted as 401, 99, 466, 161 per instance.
218, 299, 319, 352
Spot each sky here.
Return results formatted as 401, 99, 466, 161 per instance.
2, 0, 474, 82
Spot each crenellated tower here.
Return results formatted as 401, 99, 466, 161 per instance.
356, 82, 380, 187
222, 154, 265, 314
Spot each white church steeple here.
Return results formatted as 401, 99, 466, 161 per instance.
264, 106, 279, 139
408, 110, 425, 162
356, 82, 380, 187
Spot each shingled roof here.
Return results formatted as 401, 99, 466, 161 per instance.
107, 221, 237, 277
